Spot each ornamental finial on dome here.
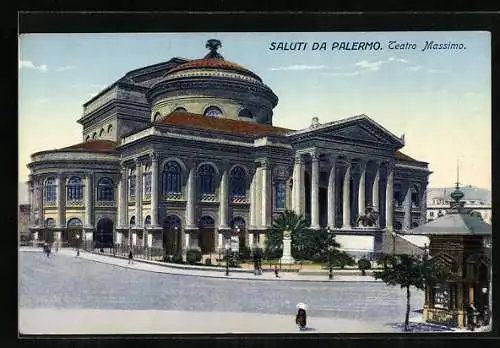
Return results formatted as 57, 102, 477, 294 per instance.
204, 39, 224, 60
449, 157, 465, 211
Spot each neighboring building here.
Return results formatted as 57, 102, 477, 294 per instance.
426, 186, 491, 224
19, 204, 31, 240
26, 39, 431, 258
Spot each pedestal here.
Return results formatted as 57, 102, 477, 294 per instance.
280, 233, 295, 264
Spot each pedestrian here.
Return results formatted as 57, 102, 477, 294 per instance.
128, 250, 133, 264
274, 264, 280, 278
466, 303, 476, 331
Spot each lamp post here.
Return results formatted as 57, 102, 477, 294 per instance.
391, 231, 397, 256
327, 228, 334, 280
76, 233, 80, 256
225, 242, 230, 276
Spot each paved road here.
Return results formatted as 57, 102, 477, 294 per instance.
19, 250, 424, 324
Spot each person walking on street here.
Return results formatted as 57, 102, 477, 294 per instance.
274, 264, 280, 278
128, 250, 133, 264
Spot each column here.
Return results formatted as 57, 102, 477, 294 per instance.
310, 152, 320, 229
56, 173, 65, 228
28, 180, 35, 226
403, 183, 412, 231
292, 154, 304, 214
385, 163, 394, 231
249, 168, 257, 229
372, 163, 380, 226
248, 233, 254, 249
218, 167, 229, 229
327, 160, 336, 229
342, 161, 352, 229
185, 166, 197, 229
261, 160, 270, 227
254, 166, 262, 227
358, 161, 366, 216
135, 159, 143, 227
85, 173, 93, 228
119, 166, 128, 228
37, 179, 44, 226
151, 153, 159, 227
420, 186, 428, 225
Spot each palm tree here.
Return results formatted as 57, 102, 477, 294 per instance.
265, 210, 307, 260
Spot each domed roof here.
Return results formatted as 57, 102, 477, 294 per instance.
166, 58, 262, 82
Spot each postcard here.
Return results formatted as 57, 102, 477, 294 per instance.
18, 30, 491, 335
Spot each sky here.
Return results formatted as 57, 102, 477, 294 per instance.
19, 32, 491, 195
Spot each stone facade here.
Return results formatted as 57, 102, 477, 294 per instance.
27, 41, 431, 257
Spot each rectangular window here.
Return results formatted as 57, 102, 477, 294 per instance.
129, 175, 136, 197
429, 211, 434, 217
144, 172, 152, 195
275, 181, 286, 210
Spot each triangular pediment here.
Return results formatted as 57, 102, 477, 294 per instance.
313, 115, 404, 148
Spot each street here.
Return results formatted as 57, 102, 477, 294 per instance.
19, 250, 424, 333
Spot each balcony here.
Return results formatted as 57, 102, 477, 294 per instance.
231, 195, 248, 204
95, 201, 116, 208
43, 201, 56, 207
163, 192, 183, 201
66, 200, 84, 207
200, 193, 217, 202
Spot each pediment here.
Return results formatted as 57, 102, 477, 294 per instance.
314, 116, 404, 148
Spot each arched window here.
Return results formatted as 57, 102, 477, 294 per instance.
99, 128, 105, 137
163, 161, 181, 194
275, 181, 286, 210
67, 177, 83, 201
144, 215, 151, 226
107, 125, 113, 134
230, 166, 247, 197
164, 215, 181, 230
198, 164, 215, 194
130, 216, 136, 226
238, 109, 253, 118
97, 177, 114, 201
173, 107, 187, 113
129, 168, 136, 198
85, 135, 91, 142
92, 132, 97, 139
67, 218, 83, 227
44, 178, 56, 202
143, 164, 152, 195
199, 215, 215, 228
204, 106, 223, 117
45, 218, 56, 227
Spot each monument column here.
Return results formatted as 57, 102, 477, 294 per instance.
342, 161, 352, 229
358, 160, 366, 217
327, 158, 336, 229
150, 152, 160, 227
310, 152, 320, 229
385, 163, 394, 231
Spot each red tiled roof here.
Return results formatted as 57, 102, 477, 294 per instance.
156, 112, 292, 137
62, 140, 118, 152
395, 150, 418, 162
167, 58, 260, 80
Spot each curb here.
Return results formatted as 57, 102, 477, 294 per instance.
20, 248, 381, 283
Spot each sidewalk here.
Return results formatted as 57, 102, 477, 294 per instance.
20, 247, 380, 283
19, 308, 393, 334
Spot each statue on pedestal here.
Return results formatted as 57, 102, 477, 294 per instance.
280, 230, 295, 265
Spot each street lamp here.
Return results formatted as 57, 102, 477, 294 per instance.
76, 234, 80, 256
391, 231, 397, 256
327, 228, 334, 280
225, 242, 230, 276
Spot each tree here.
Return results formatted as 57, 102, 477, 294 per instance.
266, 210, 307, 259
373, 254, 442, 332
